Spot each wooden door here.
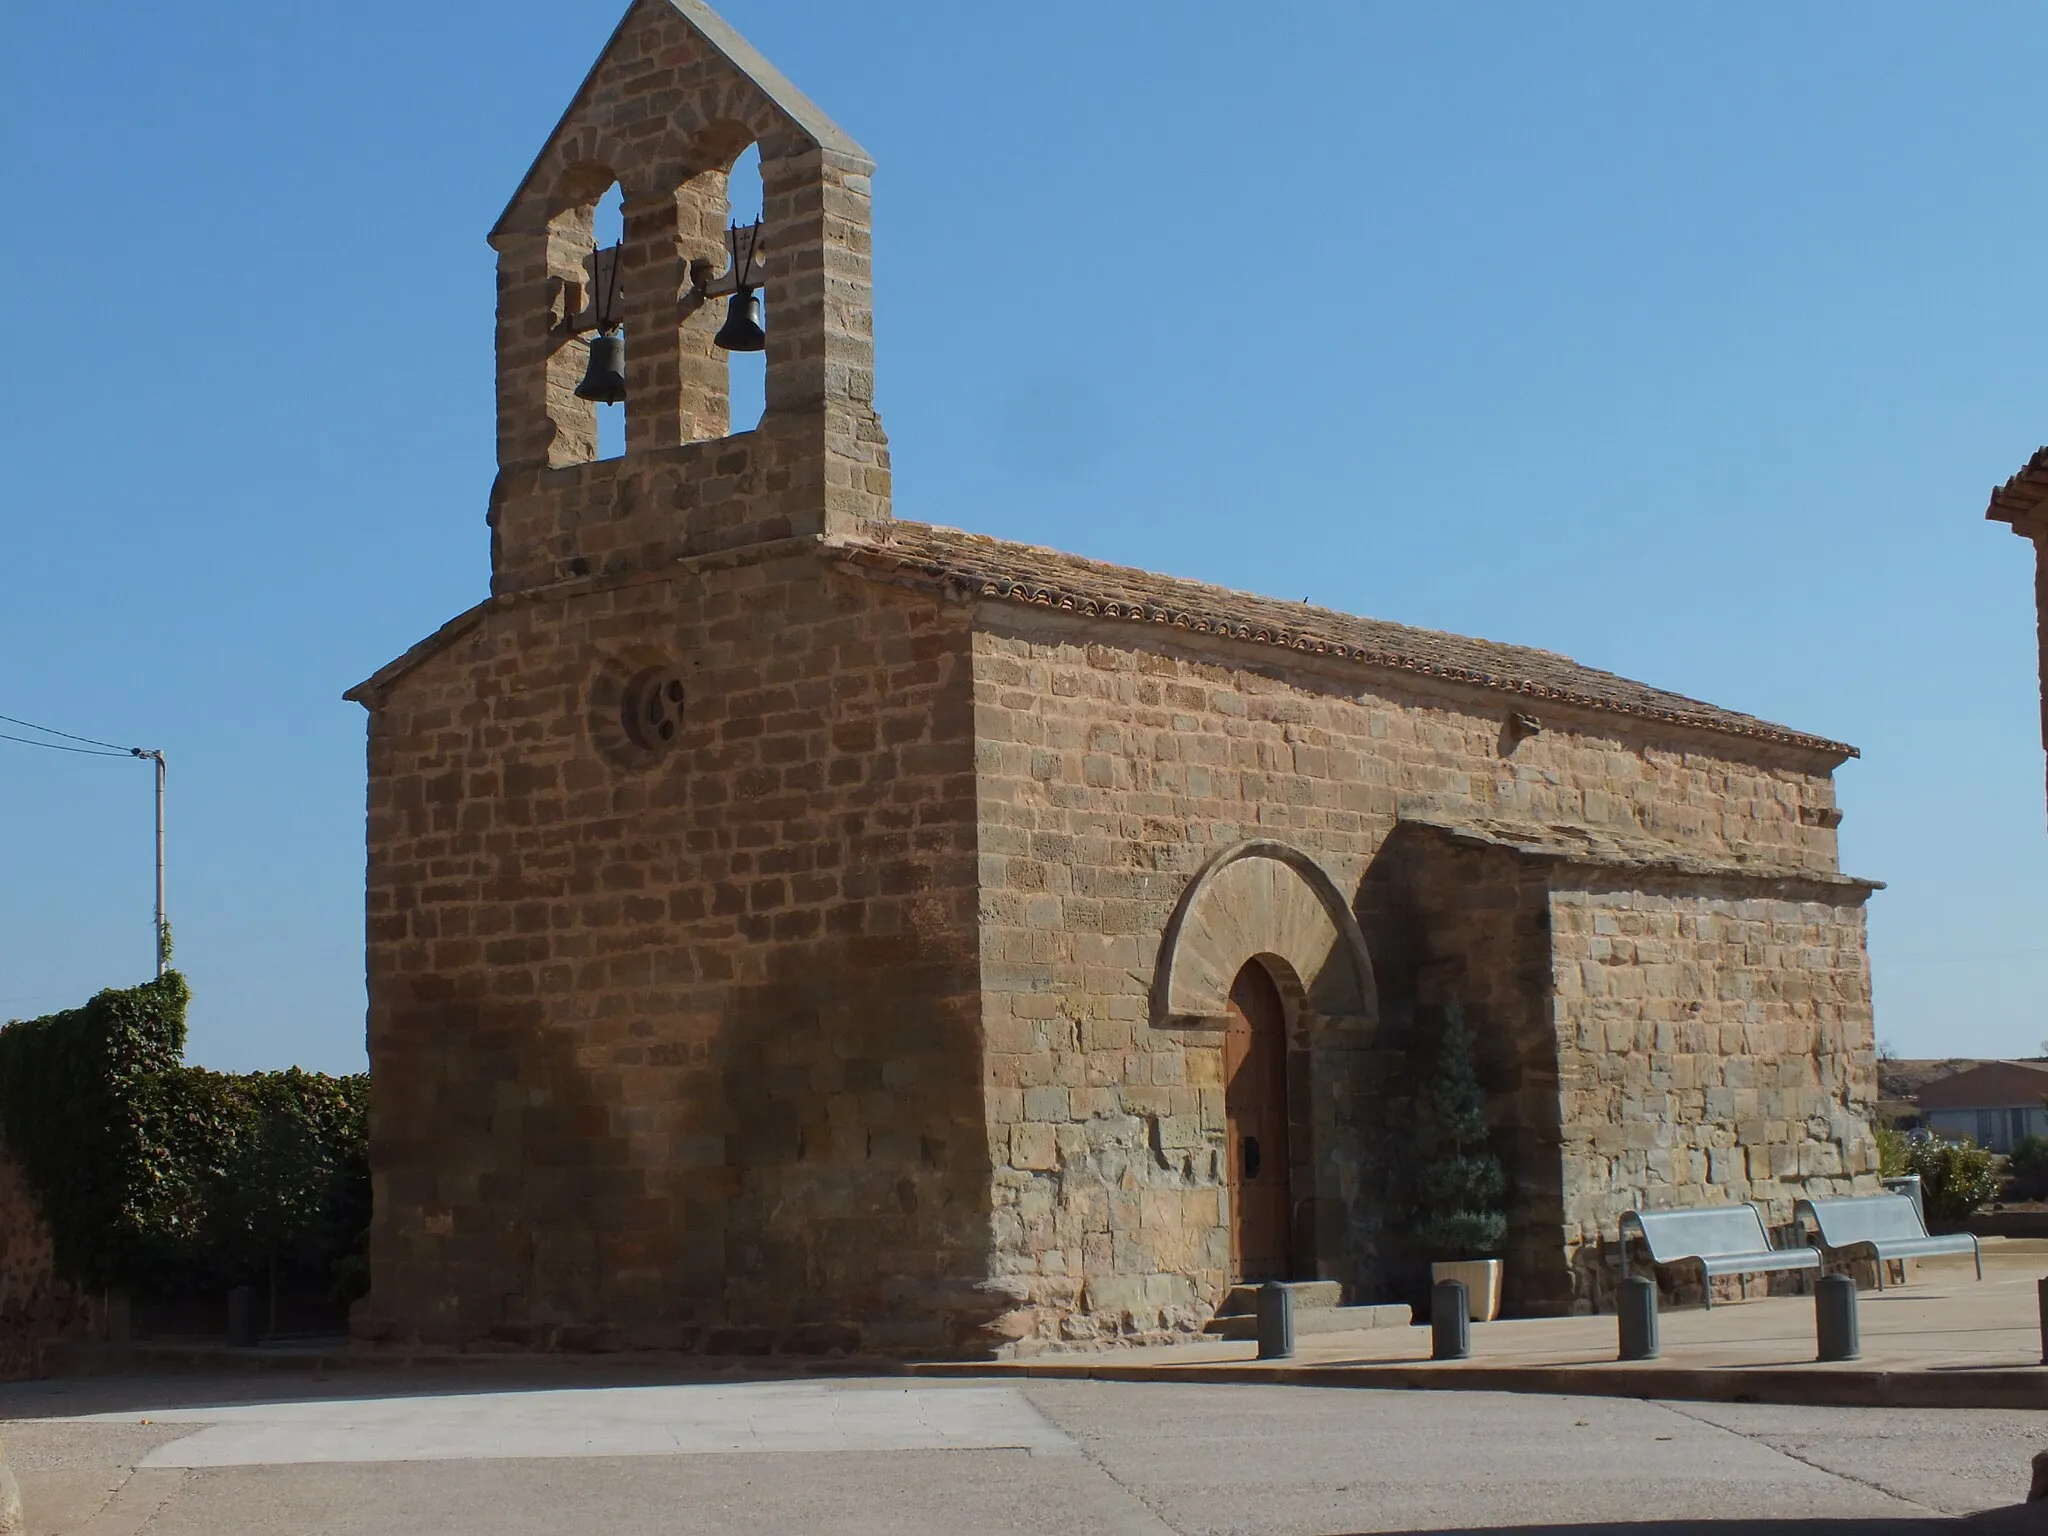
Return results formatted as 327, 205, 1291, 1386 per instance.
1224, 960, 1292, 1283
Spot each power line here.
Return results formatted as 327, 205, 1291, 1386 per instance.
1, 710, 169, 979
0, 711, 133, 753
0, 729, 130, 758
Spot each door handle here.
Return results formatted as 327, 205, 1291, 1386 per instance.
1242, 1135, 1262, 1179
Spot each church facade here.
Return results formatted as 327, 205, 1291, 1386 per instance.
348, 0, 1881, 1355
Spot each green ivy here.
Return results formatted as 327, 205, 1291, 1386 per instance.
0, 973, 369, 1301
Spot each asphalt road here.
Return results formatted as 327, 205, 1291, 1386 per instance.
0, 1371, 2040, 1535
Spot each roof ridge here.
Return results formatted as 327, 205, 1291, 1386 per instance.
491, 0, 869, 241
832, 521, 1858, 761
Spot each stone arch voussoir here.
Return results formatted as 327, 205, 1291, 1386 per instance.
1151, 839, 1377, 1030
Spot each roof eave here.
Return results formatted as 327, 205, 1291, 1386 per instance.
1401, 814, 1883, 895
344, 602, 493, 707
826, 538, 1860, 765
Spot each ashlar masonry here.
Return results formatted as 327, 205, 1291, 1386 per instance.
348, 0, 1881, 1355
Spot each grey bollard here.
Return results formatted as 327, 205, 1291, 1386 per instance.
1431, 1279, 1470, 1361
1257, 1282, 1296, 1360
227, 1284, 260, 1348
1618, 1274, 1660, 1361
1815, 1273, 1859, 1362
2038, 1275, 2048, 1366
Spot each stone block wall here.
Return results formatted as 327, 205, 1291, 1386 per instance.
353, 548, 997, 1354
967, 604, 1860, 1342
1551, 878, 1879, 1307
492, 437, 825, 597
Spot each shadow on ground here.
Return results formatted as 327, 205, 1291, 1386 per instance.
1329, 1517, 2042, 1535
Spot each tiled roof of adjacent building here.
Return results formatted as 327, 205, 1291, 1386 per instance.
1987, 445, 2048, 526
833, 521, 1858, 760
1916, 1059, 2048, 1111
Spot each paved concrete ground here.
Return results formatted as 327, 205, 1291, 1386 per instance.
917, 1244, 2048, 1408
2, 1371, 2043, 1535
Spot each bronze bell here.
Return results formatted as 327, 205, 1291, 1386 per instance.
575, 331, 626, 403
714, 287, 765, 352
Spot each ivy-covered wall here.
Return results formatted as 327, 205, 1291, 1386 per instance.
0, 973, 368, 1371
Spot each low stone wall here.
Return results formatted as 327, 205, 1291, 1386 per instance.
1962, 1209, 2048, 1240
0, 1153, 97, 1381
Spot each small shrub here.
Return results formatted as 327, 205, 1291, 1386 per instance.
2006, 1135, 2048, 1202
1902, 1137, 2000, 1224
1875, 1124, 1909, 1177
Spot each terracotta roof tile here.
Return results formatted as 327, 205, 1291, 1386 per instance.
1988, 445, 2048, 526
833, 521, 1857, 760
1916, 1059, 2048, 1111
1401, 814, 1879, 891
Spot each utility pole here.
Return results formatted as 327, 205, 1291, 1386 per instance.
131, 748, 166, 976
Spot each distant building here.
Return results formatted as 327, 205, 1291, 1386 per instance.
1917, 1061, 2048, 1151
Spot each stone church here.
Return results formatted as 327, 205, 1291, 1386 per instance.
347, 0, 1881, 1355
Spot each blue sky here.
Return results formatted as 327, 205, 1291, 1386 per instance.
4, 2, 2046, 1071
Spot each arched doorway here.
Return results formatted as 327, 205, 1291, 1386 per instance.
1224, 959, 1292, 1283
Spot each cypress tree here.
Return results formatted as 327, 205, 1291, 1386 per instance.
1415, 1003, 1507, 1258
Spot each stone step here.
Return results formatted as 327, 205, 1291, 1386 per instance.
1214, 1281, 1343, 1317
1203, 1302, 1413, 1339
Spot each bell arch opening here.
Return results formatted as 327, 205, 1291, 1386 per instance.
529, 123, 777, 468
530, 158, 623, 469
591, 182, 626, 461
655, 120, 770, 453
721, 142, 766, 435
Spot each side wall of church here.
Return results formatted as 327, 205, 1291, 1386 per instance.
357, 548, 996, 1354
1549, 878, 1879, 1308
967, 603, 1863, 1343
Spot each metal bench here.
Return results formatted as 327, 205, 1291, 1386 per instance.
1793, 1193, 1982, 1288
1619, 1204, 1820, 1308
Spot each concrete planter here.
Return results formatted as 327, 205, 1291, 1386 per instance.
1430, 1259, 1503, 1322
